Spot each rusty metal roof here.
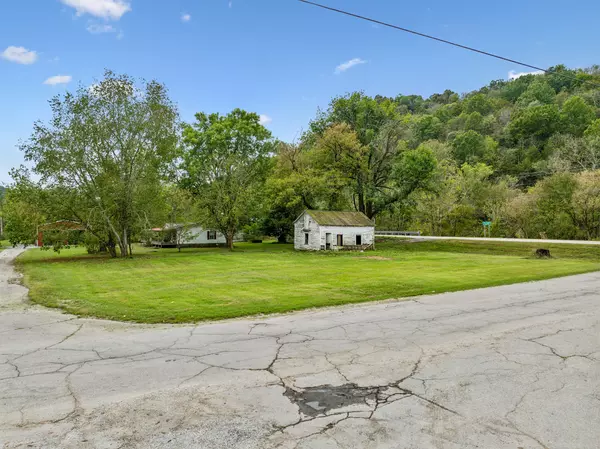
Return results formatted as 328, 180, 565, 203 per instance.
306, 210, 374, 227
38, 220, 86, 231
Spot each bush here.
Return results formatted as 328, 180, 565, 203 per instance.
84, 234, 102, 254
243, 222, 263, 242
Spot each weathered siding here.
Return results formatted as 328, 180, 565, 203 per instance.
294, 211, 374, 251
294, 213, 322, 250
176, 227, 244, 245
318, 226, 374, 250
184, 227, 228, 245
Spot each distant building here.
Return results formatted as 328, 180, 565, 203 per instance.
36, 221, 86, 247
150, 224, 243, 248
294, 210, 375, 251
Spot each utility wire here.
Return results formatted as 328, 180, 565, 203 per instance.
298, 0, 600, 89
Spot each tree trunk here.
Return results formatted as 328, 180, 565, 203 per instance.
106, 234, 117, 258
119, 228, 129, 258
277, 234, 287, 244
358, 191, 366, 216
226, 231, 234, 251
365, 201, 375, 219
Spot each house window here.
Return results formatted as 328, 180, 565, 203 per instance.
356, 235, 362, 245
337, 234, 343, 247
207, 230, 217, 240
305, 233, 309, 245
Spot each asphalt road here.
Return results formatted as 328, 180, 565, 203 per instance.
1, 247, 599, 449
379, 234, 600, 245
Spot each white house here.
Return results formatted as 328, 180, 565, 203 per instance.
151, 224, 243, 248
294, 210, 375, 251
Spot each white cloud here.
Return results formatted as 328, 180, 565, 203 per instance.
259, 114, 272, 126
87, 23, 117, 33
60, 0, 131, 20
1, 46, 38, 65
181, 13, 191, 22
335, 58, 367, 74
43, 75, 73, 86
508, 70, 544, 80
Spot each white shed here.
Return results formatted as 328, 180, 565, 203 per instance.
294, 210, 375, 251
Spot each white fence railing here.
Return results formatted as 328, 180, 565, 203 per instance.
376, 231, 422, 237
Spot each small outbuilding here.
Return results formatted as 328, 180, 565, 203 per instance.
294, 210, 375, 251
37, 220, 87, 247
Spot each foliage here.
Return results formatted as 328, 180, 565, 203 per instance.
262, 65, 599, 238
560, 96, 596, 136
508, 104, 561, 143
515, 80, 556, 108
451, 130, 496, 165
16, 71, 179, 257
180, 108, 273, 250
2, 169, 50, 246
242, 222, 263, 242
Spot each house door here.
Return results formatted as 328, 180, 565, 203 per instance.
356, 235, 362, 246
336, 234, 343, 247
325, 233, 332, 250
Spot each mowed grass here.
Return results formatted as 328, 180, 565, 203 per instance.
16, 240, 600, 323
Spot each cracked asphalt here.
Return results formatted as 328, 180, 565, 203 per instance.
1, 248, 599, 449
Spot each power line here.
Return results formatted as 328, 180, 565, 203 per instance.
298, 0, 600, 89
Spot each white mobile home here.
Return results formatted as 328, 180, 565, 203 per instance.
294, 210, 375, 251
151, 224, 243, 248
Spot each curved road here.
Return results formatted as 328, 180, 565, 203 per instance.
1, 248, 599, 448
379, 234, 600, 245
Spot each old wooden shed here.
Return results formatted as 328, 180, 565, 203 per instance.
294, 210, 375, 251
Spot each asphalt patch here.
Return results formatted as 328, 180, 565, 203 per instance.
284, 384, 378, 417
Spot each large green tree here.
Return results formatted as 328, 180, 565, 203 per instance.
19, 71, 179, 257
181, 109, 273, 250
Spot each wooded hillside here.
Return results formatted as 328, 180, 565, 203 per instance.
269, 65, 600, 240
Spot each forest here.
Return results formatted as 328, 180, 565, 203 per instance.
3, 65, 600, 256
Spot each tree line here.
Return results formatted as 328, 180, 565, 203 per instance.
3, 65, 600, 256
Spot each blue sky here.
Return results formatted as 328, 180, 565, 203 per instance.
2, 0, 600, 184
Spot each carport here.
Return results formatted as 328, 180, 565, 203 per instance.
36, 220, 86, 247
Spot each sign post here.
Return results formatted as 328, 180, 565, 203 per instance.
482, 221, 492, 238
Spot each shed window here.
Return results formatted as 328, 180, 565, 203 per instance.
304, 215, 310, 229
356, 235, 362, 245
305, 233, 309, 245
207, 230, 217, 240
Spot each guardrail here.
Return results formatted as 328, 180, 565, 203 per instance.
376, 231, 422, 236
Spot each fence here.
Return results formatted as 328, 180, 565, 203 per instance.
375, 231, 421, 237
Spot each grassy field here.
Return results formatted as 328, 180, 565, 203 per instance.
16, 240, 600, 323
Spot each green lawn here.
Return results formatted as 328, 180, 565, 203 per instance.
16, 240, 600, 323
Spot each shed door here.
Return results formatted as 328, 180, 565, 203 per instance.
337, 234, 343, 247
